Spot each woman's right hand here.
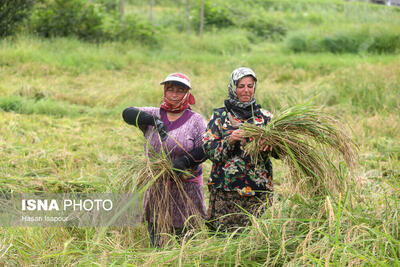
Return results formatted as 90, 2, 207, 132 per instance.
228, 129, 245, 146
155, 119, 168, 141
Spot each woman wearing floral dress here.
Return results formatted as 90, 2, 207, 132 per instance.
203, 67, 278, 231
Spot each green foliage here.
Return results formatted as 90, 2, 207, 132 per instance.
187, 29, 251, 55
30, 0, 104, 41
94, 0, 117, 13
243, 16, 287, 41
156, 8, 187, 32
0, 95, 23, 112
191, 0, 234, 30
256, 0, 346, 12
29, 0, 157, 44
0, 0, 35, 37
368, 29, 400, 54
103, 15, 157, 45
286, 26, 400, 54
157, 29, 251, 59
0, 95, 79, 117
0, 95, 115, 118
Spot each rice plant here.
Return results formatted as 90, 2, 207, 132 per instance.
241, 104, 358, 195
119, 144, 202, 247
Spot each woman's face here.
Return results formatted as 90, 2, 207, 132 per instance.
236, 76, 255, 103
164, 82, 189, 106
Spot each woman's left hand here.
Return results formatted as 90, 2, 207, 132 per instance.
260, 139, 273, 152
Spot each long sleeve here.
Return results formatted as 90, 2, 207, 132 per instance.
174, 113, 208, 169
190, 113, 208, 163
202, 110, 233, 163
122, 107, 157, 126
203, 107, 274, 195
122, 107, 160, 135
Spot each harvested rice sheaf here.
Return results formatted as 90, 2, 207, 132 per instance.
132, 152, 201, 247
241, 104, 358, 195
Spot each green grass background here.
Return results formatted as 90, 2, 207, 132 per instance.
0, 0, 399, 265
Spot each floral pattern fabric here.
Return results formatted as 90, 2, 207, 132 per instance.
206, 187, 273, 232
203, 107, 274, 196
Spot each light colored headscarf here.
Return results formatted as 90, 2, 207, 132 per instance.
225, 67, 260, 119
227, 67, 257, 109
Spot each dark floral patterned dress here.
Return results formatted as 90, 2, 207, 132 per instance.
203, 107, 275, 230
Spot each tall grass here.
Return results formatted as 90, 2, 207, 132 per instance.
2, 187, 398, 265
287, 25, 400, 54
0, 0, 399, 265
317, 63, 400, 114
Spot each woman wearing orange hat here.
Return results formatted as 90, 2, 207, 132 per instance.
122, 73, 207, 245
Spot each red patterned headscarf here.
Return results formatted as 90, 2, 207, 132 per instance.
160, 88, 196, 113
159, 73, 195, 113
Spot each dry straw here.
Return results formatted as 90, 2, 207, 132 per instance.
241, 104, 358, 195
124, 144, 202, 247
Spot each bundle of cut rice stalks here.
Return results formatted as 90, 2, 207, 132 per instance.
241, 104, 358, 196
126, 150, 202, 247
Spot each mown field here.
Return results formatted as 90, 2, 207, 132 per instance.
1, 0, 400, 265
